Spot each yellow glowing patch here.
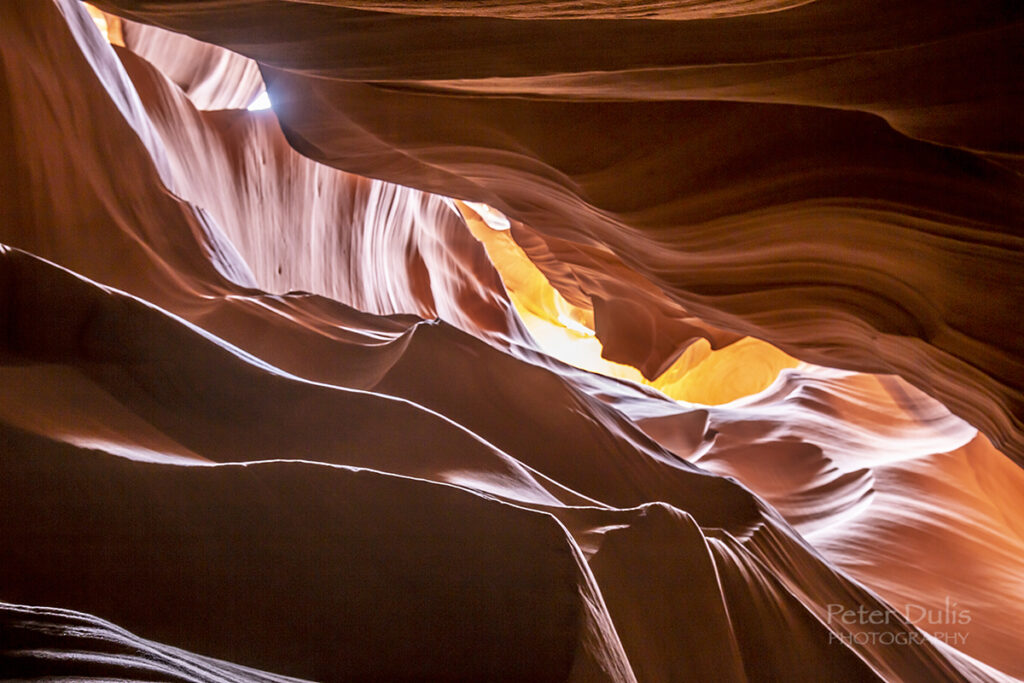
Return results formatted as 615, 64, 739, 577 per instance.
84, 4, 125, 46
457, 200, 800, 404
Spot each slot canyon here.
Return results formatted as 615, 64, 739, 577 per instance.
1, 1, 1022, 681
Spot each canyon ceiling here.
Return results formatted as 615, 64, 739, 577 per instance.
1, 1, 1022, 681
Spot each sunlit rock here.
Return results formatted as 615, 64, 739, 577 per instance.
1, 1, 1021, 681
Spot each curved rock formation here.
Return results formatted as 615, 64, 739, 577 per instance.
1, 0, 1022, 681
86, 0, 1024, 461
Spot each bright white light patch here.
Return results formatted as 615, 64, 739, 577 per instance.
557, 313, 594, 336
247, 90, 272, 111
463, 201, 511, 231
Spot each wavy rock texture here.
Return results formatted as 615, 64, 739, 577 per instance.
119, 16, 264, 110
86, 0, 1024, 461
1, 1, 1022, 681
275, 0, 817, 20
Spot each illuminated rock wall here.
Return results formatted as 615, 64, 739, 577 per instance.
1, 1, 1021, 681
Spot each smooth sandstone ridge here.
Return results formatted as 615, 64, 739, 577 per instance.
1, 1, 1021, 681
88, 0, 1024, 462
